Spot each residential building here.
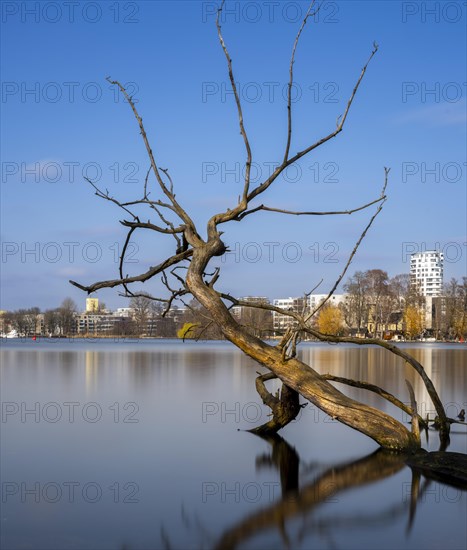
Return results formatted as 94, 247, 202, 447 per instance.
410, 251, 444, 297
410, 251, 444, 329
273, 297, 307, 333
308, 293, 345, 310
272, 294, 345, 334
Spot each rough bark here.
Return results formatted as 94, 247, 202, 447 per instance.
322, 373, 429, 430
303, 329, 449, 438
186, 241, 418, 451
406, 451, 467, 489
248, 373, 301, 435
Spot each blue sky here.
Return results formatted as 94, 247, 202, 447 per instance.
1, 0, 466, 311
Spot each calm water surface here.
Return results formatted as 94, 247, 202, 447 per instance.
1, 339, 466, 550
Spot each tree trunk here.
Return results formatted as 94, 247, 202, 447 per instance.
187, 242, 418, 451
248, 373, 301, 435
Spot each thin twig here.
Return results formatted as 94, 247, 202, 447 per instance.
305, 168, 390, 322
216, 1, 252, 204
283, 1, 319, 163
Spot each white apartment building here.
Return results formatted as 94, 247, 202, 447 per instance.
230, 297, 270, 321
273, 294, 344, 333
273, 297, 307, 332
308, 293, 345, 310
410, 251, 444, 297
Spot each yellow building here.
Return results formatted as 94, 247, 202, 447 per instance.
86, 298, 99, 313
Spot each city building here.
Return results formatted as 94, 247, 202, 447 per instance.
115, 307, 132, 317
272, 294, 345, 335
231, 297, 270, 319
410, 251, 444, 297
308, 293, 345, 310
229, 297, 272, 337
273, 297, 307, 333
86, 298, 99, 313
410, 251, 444, 330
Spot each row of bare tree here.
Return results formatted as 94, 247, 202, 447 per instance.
340, 271, 467, 339
1, 298, 77, 337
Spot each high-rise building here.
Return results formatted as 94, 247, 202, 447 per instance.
410, 251, 444, 297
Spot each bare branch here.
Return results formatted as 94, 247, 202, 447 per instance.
119, 225, 137, 298
86, 177, 139, 220
323, 374, 428, 429
207, 266, 221, 288
305, 168, 390, 322
283, 1, 319, 163
160, 271, 189, 317
207, 41, 379, 233
119, 289, 169, 303
120, 198, 176, 211
142, 165, 152, 198
406, 379, 421, 444
159, 167, 175, 195
304, 279, 324, 297
146, 198, 183, 248
301, 327, 448, 435
106, 78, 198, 233
219, 293, 303, 323
248, 372, 301, 434
216, 0, 252, 204
85, 176, 181, 227
120, 219, 184, 235
170, 266, 188, 287
246, 43, 379, 205
70, 248, 193, 293
237, 195, 385, 221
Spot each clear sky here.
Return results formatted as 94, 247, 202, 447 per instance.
1, 0, 466, 311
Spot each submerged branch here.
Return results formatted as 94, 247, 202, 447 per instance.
302, 327, 449, 440
248, 372, 302, 435
323, 374, 428, 430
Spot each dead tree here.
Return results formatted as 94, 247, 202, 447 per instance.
70, 1, 450, 451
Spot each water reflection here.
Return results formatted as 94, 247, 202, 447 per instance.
85, 351, 99, 393
1, 340, 466, 550
298, 344, 467, 421
209, 437, 399, 549
255, 434, 300, 497
209, 435, 465, 550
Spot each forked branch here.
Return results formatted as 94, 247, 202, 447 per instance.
70, 248, 193, 293
106, 77, 197, 234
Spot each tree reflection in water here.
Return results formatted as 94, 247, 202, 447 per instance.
156, 433, 465, 550
214, 435, 407, 550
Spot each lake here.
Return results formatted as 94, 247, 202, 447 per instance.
1, 339, 466, 550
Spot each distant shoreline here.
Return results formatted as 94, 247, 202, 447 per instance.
1, 335, 465, 345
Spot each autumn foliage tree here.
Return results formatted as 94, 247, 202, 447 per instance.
317, 305, 344, 336
404, 305, 423, 340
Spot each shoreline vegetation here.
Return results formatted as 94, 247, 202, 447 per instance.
2, 334, 466, 343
